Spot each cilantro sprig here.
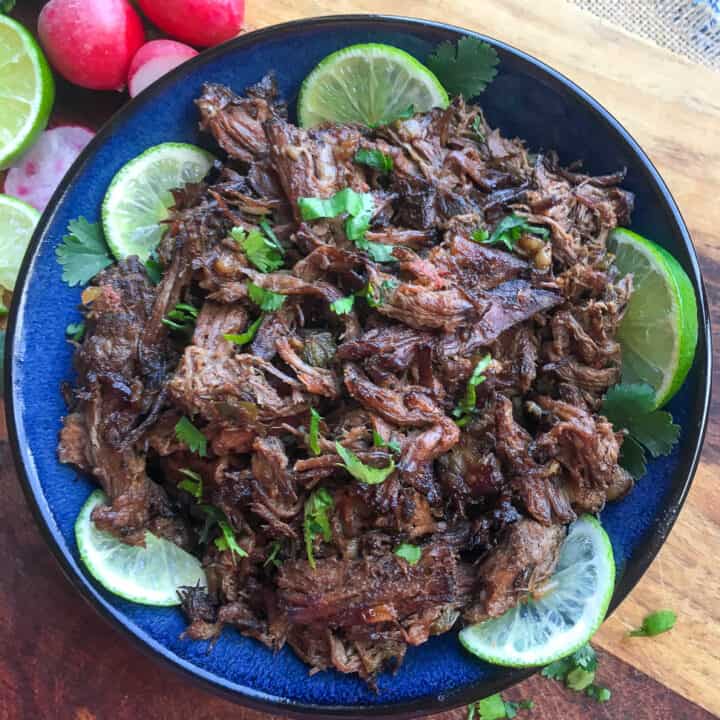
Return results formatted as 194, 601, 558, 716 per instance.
372, 430, 401, 454
329, 295, 355, 315
309, 408, 322, 456
232, 222, 284, 273
200, 505, 248, 562
427, 37, 499, 99
55, 217, 113, 287
542, 644, 611, 704
335, 442, 395, 485
601, 382, 680, 479
224, 314, 264, 347
248, 282, 286, 311
628, 609, 676, 637
453, 355, 491, 426
178, 468, 202, 499
304, 487, 334, 569
354, 148, 393, 173
475, 214, 549, 252
65, 321, 85, 342
394, 543, 422, 565
175, 416, 208, 457
467, 694, 533, 720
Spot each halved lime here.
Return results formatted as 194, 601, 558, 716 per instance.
298, 43, 449, 128
608, 228, 698, 407
0, 15, 55, 169
75, 489, 207, 606
102, 142, 215, 262
459, 515, 615, 667
0, 194, 40, 291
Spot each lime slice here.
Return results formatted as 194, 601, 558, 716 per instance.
102, 142, 215, 262
0, 15, 55, 169
298, 43, 449, 128
459, 515, 615, 667
0, 194, 40, 291
75, 489, 207, 606
608, 228, 698, 407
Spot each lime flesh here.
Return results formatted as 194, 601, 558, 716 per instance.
0, 194, 40, 291
298, 43, 449, 128
102, 143, 215, 262
608, 228, 698, 407
459, 515, 615, 667
0, 15, 55, 169
75, 489, 207, 606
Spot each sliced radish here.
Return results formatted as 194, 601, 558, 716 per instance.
4, 126, 94, 212
128, 40, 199, 98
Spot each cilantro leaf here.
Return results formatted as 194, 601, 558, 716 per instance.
363, 279, 398, 308
454, 354, 492, 426
628, 609, 676, 637
224, 314, 264, 347
354, 236, 397, 263
162, 302, 199, 332
335, 441, 395, 485
372, 430, 401, 454
572, 643, 598, 672
472, 115, 486, 142
541, 644, 610, 704
215, 519, 248, 561
355, 148, 394, 173
264, 540, 283, 568
233, 224, 284, 273
66, 321, 85, 342
304, 487, 334, 569
469, 694, 533, 720
55, 217, 113, 287
175, 416, 207, 457
394, 543, 422, 565
619, 435, 647, 480
585, 685, 611, 703
480, 214, 549, 252
248, 282, 286, 311
144, 257, 163, 285
566, 667, 595, 691
471, 228, 489, 243
178, 468, 202, 500
330, 295, 355, 315
427, 36, 499, 99
309, 407, 322, 456
541, 656, 574, 681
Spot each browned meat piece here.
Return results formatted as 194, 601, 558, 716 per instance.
192, 302, 247, 352
275, 337, 340, 398
464, 519, 565, 623
337, 325, 434, 373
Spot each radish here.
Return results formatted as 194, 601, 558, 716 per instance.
136, 0, 245, 48
128, 40, 199, 98
38, 0, 145, 91
4, 126, 94, 211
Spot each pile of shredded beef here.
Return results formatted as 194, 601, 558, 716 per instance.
59, 74, 636, 684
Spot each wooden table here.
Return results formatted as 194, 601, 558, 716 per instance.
2, 1, 719, 718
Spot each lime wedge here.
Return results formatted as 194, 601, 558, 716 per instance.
0, 15, 55, 169
608, 228, 698, 407
0, 194, 40, 291
102, 142, 215, 262
298, 43, 449, 128
459, 515, 615, 667
75, 489, 207, 606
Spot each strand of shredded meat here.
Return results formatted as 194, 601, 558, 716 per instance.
58, 74, 634, 686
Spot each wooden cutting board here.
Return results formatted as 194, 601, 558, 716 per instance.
2, 1, 718, 718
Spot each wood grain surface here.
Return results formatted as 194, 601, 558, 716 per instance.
2, 1, 719, 718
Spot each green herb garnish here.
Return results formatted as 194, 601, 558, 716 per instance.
454, 355, 491, 426
394, 543, 422, 565
248, 282, 286, 311
472, 115, 486, 142
175, 416, 207, 457
372, 430, 401, 454
178, 468, 202, 499
354, 148, 394, 173
335, 441, 395, 485
55, 217, 113, 287
224, 314, 264, 347
309, 407, 322, 456
304, 487, 334, 569
232, 224, 284, 273
427, 37, 499, 99
471, 228, 490, 243
162, 302, 199, 332
215, 519, 248, 561
144, 255, 163, 285
264, 540, 283, 568
363, 279, 398, 308
329, 295, 355, 315
468, 694, 533, 720
65, 321, 85, 342
602, 382, 680, 479
479, 214, 549, 252
628, 609, 677, 637
542, 644, 610, 704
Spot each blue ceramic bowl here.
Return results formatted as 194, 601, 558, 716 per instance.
5, 14, 712, 719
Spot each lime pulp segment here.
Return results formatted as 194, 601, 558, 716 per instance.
0, 15, 55, 168
298, 43, 449, 128
608, 228, 698, 407
76, 489, 207, 606
0, 194, 40, 291
459, 516, 615, 667
102, 143, 215, 262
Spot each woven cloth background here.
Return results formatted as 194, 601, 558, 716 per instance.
571, 0, 720, 68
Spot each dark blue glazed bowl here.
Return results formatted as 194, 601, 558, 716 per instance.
5, 15, 712, 719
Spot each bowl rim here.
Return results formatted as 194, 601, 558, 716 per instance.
4, 12, 713, 720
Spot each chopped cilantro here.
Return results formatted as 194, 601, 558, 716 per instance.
65, 321, 85, 342
55, 217, 113, 287
363, 279, 398, 308
542, 644, 610, 704
427, 37, 499, 99
178, 468, 202, 500
248, 282, 286, 311
628, 609, 677, 637
215, 519, 248, 561
233, 224, 284, 273
330, 295, 355, 315
471, 228, 490, 243
224, 314, 264, 347
472, 115, 486, 142
601, 382, 680, 480
372, 430, 401, 454
354, 148, 394, 173
175, 416, 207, 457
585, 685, 611, 703
394, 543, 422, 565
479, 214, 549, 252
162, 302, 199, 332
454, 355, 492, 426
264, 540, 283, 568
468, 694, 533, 720
309, 407, 322, 456
335, 441, 395, 485
304, 487, 334, 569
144, 254, 163, 285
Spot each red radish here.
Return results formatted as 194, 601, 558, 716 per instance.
38, 0, 145, 91
4, 126, 94, 212
136, 0, 244, 47
128, 40, 199, 98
